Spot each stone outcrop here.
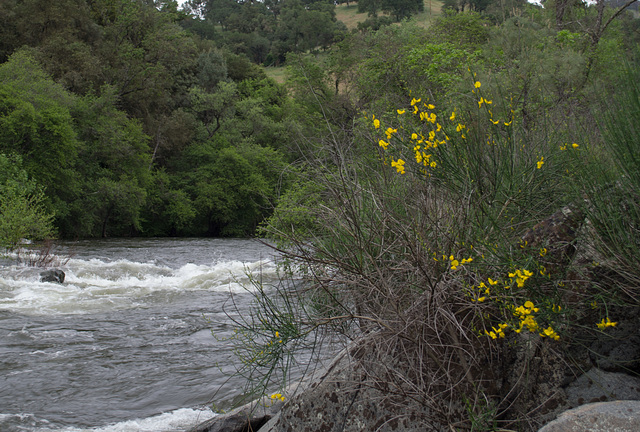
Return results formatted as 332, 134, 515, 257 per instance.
40, 268, 65, 283
186, 396, 284, 432
538, 400, 640, 432
258, 345, 446, 432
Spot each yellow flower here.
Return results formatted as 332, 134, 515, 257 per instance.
537, 157, 544, 169
411, 133, 418, 140
270, 393, 286, 401
411, 98, 421, 106
391, 159, 405, 174
397, 109, 406, 115
385, 127, 397, 139
572, 143, 579, 149
427, 103, 435, 109
541, 326, 560, 340
373, 118, 380, 129
456, 123, 465, 132
504, 120, 512, 126
478, 97, 490, 108
378, 140, 389, 150
275, 331, 279, 338
474, 81, 481, 88
597, 317, 617, 329
488, 278, 499, 286
491, 119, 500, 125
450, 111, 456, 121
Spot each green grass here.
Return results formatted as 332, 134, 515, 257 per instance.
334, 0, 443, 30
264, 65, 287, 84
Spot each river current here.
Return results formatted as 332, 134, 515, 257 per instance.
0, 238, 295, 432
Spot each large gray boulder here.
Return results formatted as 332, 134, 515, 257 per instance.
538, 400, 640, 432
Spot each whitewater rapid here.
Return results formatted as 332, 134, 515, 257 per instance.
0, 238, 283, 432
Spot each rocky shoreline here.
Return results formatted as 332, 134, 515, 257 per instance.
188, 207, 640, 431
188, 342, 640, 432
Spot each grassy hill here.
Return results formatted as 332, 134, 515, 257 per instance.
335, 0, 443, 30
265, 0, 443, 83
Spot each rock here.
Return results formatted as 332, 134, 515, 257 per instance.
588, 308, 640, 374
521, 205, 585, 275
565, 368, 640, 407
186, 396, 284, 432
538, 400, 640, 432
258, 345, 447, 432
40, 269, 65, 283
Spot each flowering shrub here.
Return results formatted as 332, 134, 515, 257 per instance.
226, 72, 634, 430
367, 79, 620, 347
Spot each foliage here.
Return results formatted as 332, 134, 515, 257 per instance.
0, 154, 55, 251
0, 50, 80, 222
575, 65, 640, 304
221, 19, 640, 427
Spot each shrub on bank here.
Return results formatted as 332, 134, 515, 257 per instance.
220, 68, 640, 429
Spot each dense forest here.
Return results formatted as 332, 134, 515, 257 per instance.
0, 0, 638, 245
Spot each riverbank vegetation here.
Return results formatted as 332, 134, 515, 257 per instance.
2, 0, 640, 426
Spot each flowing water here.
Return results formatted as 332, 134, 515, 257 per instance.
0, 238, 295, 432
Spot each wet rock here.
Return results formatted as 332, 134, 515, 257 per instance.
40, 269, 65, 283
538, 400, 640, 432
186, 397, 284, 432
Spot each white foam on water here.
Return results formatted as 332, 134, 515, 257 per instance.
0, 407, 216, 432
0, 255, 279, 315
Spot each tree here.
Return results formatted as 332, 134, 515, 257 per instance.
382, 0, 424, 20
0, 154, 55, 251
0, 51, 80, 221
71, 86, 152, 237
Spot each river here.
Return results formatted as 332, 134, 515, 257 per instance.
0, 238, 304, 432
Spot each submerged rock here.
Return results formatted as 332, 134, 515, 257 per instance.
40, 269, 65, 283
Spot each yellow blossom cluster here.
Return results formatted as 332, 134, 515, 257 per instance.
434, 253, 473, 271
597, 317, 617, 329
508, 268, 533, 288
481, 300, 561, 341
270, 393, 286, 401
371, 96, 454, 176
448, 254, 472, 270
485, 323, 508, 339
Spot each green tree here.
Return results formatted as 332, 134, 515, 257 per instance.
71, 86, 152, 237
0, 51, 80, 221
0, 154, 55, 250
382, 0, 424, 20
